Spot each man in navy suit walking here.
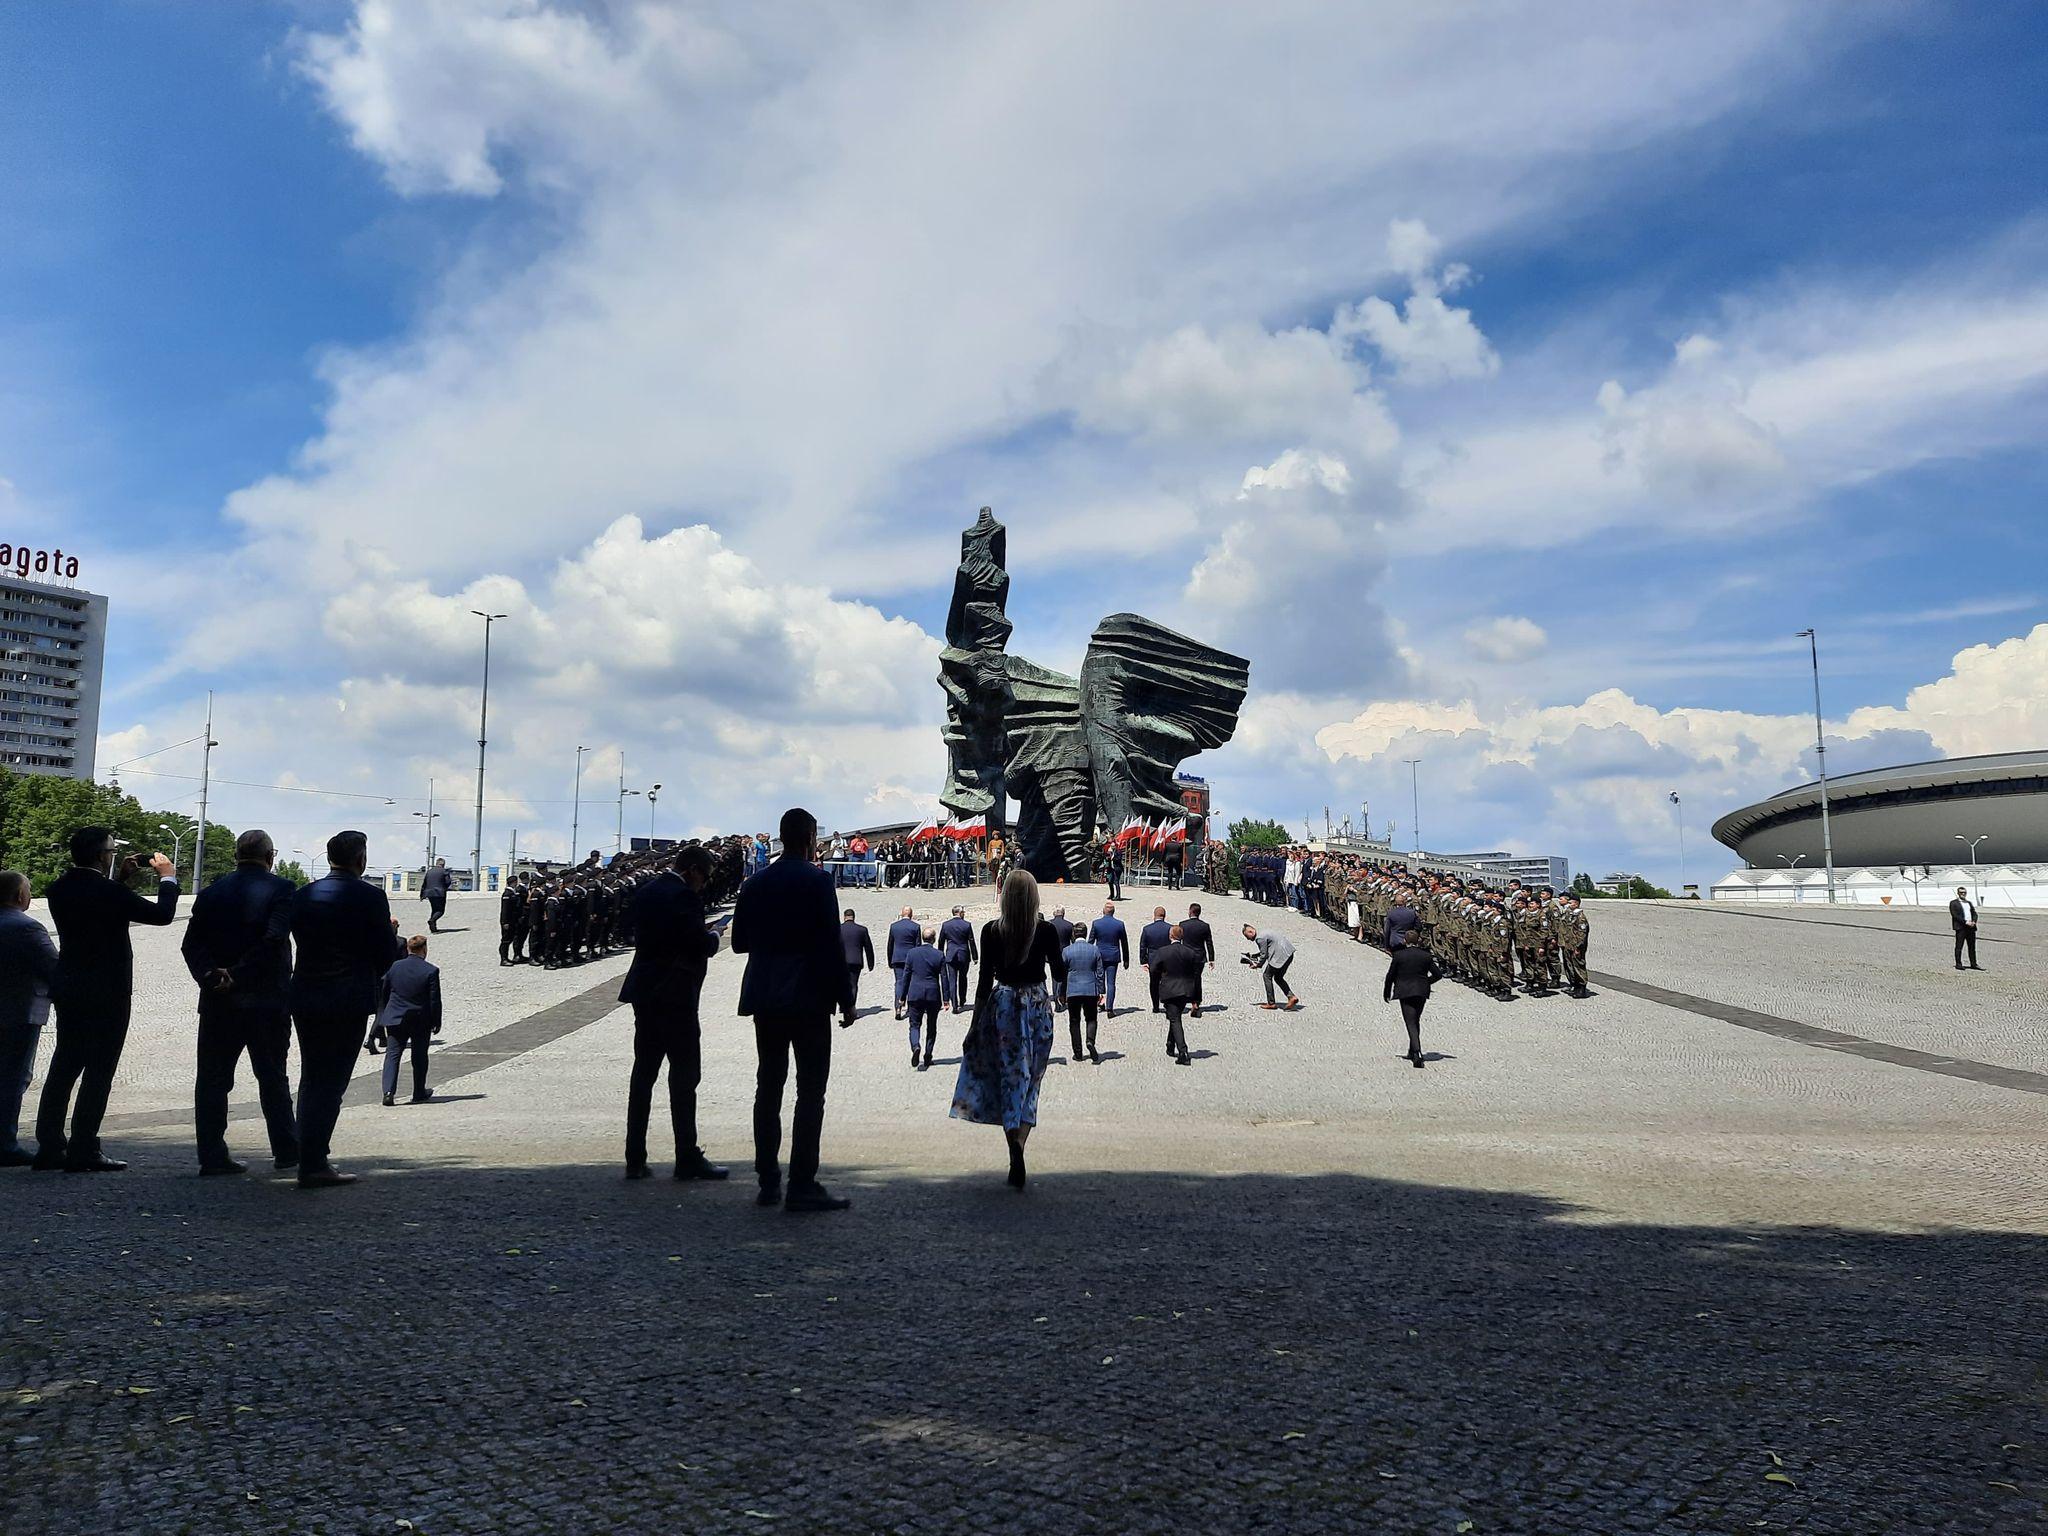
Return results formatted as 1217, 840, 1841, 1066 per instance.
376, 934, 443, 1105
1091, 901, 1130, 1015
886, 905, 922, 1020
938, 904, 978, 1014
732, 808, 855, 1214
840, 909, 875, 1012
289, 829, 393, 1188
180, 828, 301, 1175
618, 844, 727, 1182
1138, 904, 1173, 1015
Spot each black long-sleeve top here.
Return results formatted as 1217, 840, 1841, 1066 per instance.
974, 918, 1069, 1001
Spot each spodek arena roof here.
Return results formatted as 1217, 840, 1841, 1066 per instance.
1711, 749, 2048, 867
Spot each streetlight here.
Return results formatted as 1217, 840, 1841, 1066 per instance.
570, 745, 589, 868
158, 822, 188, 875
1794, 629, 1836, 903
471, 610, 509, 892
1776, 851, 1807, 903
616, 750, 642, 856
1955, 834, 1989, 901
647, 782, 663, 841
1669, 791, 1685, 896
1403, 758, 1421, 856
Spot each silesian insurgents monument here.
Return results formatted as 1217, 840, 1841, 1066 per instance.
936, 507, 1251, 881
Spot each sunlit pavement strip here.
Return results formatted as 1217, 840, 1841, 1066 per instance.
5, 893, 2044, 1532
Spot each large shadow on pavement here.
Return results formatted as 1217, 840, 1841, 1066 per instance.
3, 1160, 2043, 1533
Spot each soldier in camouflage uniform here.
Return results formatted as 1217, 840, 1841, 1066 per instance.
1512, 895, 1550, 994
1554, 892, 1591, 997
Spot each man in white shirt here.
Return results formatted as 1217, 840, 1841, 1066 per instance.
1283, 852, 1304, 911
1948, 887, 1982, 970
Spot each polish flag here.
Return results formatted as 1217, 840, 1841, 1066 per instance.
908, 816, 940, 843
950, 814, 987, 841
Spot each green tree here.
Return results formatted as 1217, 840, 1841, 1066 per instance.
276, 859, 311, 887
1622, 875, 1674, 900
1570, 872, 1597, 896
0, 765, 235, 893
1223, 817, 1291, 888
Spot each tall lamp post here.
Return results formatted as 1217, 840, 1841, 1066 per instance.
569, 745, 589, 868
1955, 834, 1989, 901
158, 822, 188, 877
1794, 628, 1836, 903
617, 752, 642, 856
470, 610, 508, 892
1403, 758, 1421, 856
647, 782, 662, 841
192, 692, 218, 895
1668, 791, 1686, 895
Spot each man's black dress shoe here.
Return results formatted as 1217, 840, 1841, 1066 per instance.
674, 1155, 730, 1182
200, 1159, 247, 1176
382, 1092, 395, 1106
64, 1153, 127, 1173
273, 1153, 300, 1173
409, 1089, 435, 1104
756, 1185, 783, 1208
784, 1183, 850, 1213
297, 1166, 358, 1189
0, 1147, 34, 1168
624, 1163, 652, 1181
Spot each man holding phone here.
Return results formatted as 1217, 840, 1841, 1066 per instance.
32, 827, 180, 1172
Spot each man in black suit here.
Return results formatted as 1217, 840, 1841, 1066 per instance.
1105, 844, 1125, 900
1152, 925, 1205, 1067
498, 875, 528, 965
1383, 932, 1447, 1066
1138, 905, 1173, 1014
289, 830, 394, 1188
1949, 887, 1982, 970
886, 905, 922, 1021
32, 827, 180, 1172
840, 909, 875, 1013
938, 905, 978, 1015
1384, 895, 1420, 952
180, 829, 301, 1175
1048, 906, 1075, 947
1180, 903, 1216, 1018
732, 807, 854, 1213
619, 845, 727, 1182
420, 858, 454, 933
377, 934, 444, 1106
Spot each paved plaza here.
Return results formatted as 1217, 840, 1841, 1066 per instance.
3, 886, 2043, 1532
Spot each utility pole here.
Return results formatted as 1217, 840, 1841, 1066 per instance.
1669, 791, 1686, 895
616, 749, 627, 857
570, 745, 588, 868
193, 692, 217, 894
648, 782, 662, 842
470, 610, 507, 892
1403, 759, 1421, 854
1796, 629, 1837, 903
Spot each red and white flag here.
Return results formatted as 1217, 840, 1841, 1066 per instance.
908, 815, 940, 843
949, 814, 986, 841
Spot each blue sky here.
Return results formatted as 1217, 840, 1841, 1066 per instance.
4, 1, 2046, 883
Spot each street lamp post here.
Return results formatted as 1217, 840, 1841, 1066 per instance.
648, 782, 662, 841
470, 610, 508, 893
570, 745, 588, 868
158, 822, 188, 877
192, 692, 218, 895
1775, 851, 1807, 903
1955, 834, 1989, 901
1403, 758, 1421, 855
1794, 629, 1836, 903
1669, 791, 1685, 895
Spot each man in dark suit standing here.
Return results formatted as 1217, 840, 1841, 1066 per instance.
1949, 887, 1982, 970
420, 857, 454, 933
32, 827, 179, 1172
619, 845, 727, 1181
1048, 906, 1075, 947
886, 905, 921, 1021
1180, 903, 1216, 1018
1384, 895, 1420, 952
840, 909, 874, 1013
377, 934, 444, 1106
498, 874, 528, 965
0, 868, 58, 1167
1091, 901, 1130, 1015
289, 830, 393, 1188
180, 829, 301, 1175
1138, 905, 1173, 1014
731, 807, 854, 1214
1153, 925, 1205, 1066
938, 905, 978, 1015
1105, 844, 1125, 900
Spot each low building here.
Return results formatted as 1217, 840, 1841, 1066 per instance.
1710, 863, 2048, 909
1442, 851, 1570, 888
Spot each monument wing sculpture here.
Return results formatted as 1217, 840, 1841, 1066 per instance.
933, 510, 1249, 882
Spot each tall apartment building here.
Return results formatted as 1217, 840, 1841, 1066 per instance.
0, 575, 107, 779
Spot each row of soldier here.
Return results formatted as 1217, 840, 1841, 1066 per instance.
1320, 857, 1592, 999
495, 837, 753, 967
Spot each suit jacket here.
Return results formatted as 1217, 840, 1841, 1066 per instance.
1048, 914, 1075, 947
181, 864, 297, 1014
886, 917, 922, 968
840, 920, 874, 970
1384, 946, 1446, 1001
731, 855, 854, 1019
377, 954, 443, 1035
45, 866, 180, 1015
1138, 919, 1173, 965
1179, 917, 1215, 964
0, 906, 58, 1031
1384, 904, 1420, 948
618, 871, 720, 1013
1252, 931, 1295, 969
290, 873, 397, 1017
1152, 941, 1205, 1004
1949, 898, 1978, 931
938, 916, 978, 964
902, 944, 947, 1004
420, 866, 455, 901
1060, 941, 1104, 998
1091, 914, 1130, 968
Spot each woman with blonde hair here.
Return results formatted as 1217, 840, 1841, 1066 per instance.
950, 867, 1067, 1189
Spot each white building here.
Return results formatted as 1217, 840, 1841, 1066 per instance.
1710, 863, 2048, 909
0, 574, 106, 779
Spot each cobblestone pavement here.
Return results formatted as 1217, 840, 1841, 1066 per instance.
5, 888, 2044, 1532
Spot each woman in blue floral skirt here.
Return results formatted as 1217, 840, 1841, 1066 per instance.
950, 868, 1068, 1189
